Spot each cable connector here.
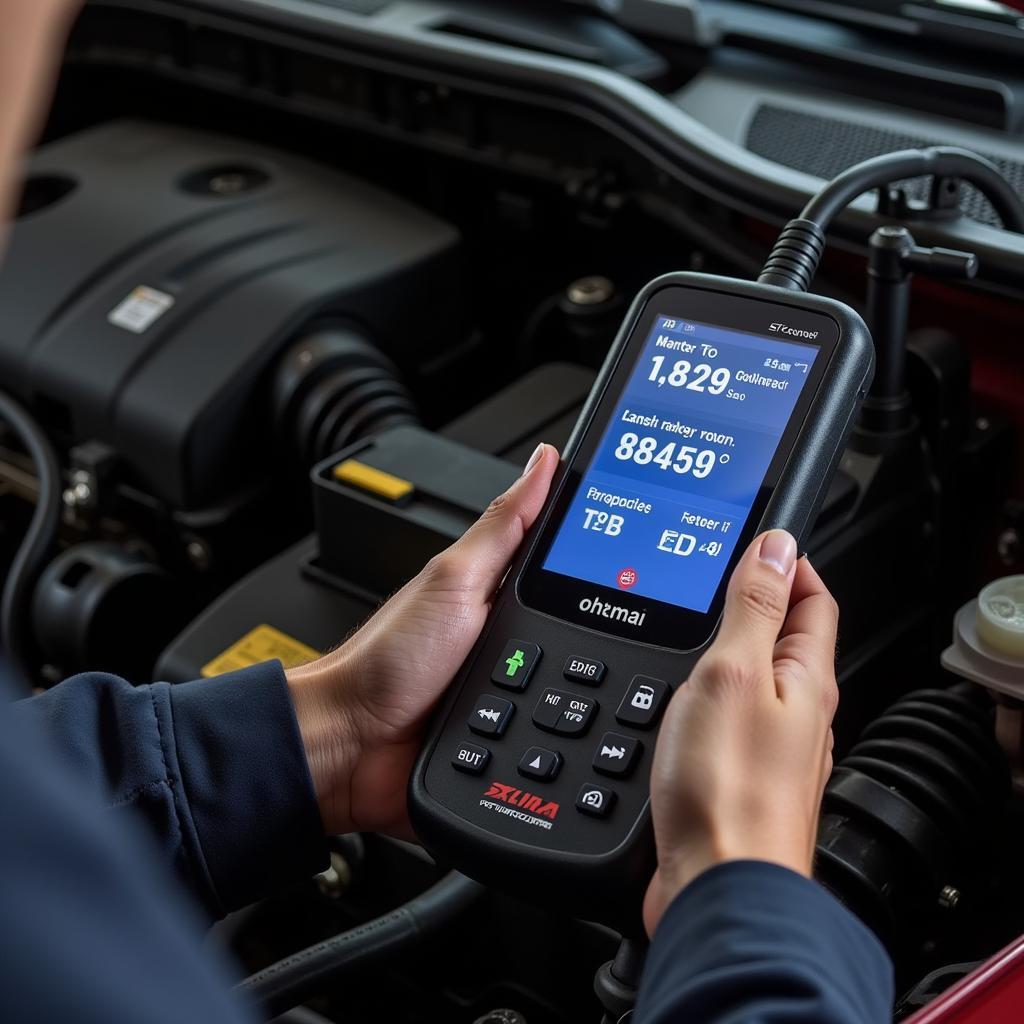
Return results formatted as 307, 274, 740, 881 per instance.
757, 218, 826, 292
861, 224, 977, 435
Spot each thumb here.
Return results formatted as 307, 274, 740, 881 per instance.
433, 443, 559, 601
713, 529, 798, 672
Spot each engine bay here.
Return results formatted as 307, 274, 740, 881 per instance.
4, 1, 1024, 1020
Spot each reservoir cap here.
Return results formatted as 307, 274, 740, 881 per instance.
976, 576, 1024, 659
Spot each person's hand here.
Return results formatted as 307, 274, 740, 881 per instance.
643, 529, 839, 937
285, 443, 559, 837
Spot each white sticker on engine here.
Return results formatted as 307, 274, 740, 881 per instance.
107, 286, 174, 334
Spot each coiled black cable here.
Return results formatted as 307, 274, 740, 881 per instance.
237, 870, 483, 1019
0, 391, 61, 691
759, 147, 1024, 292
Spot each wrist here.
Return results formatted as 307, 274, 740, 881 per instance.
646, 838, 812, 938
664, 851, 813, 898
286, 652, 363, 835
657, 826, 814, 902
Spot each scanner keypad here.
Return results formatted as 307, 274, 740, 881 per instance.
455, 638, 672, 822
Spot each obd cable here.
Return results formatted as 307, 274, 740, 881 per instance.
759, 146, 1024, 293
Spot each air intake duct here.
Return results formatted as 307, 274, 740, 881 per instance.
274, 327, 419, 468
815, 683, 1008, 957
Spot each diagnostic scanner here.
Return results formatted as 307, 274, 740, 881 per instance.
410, 272, 873, 927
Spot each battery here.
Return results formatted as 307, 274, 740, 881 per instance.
311, 425, 519, 597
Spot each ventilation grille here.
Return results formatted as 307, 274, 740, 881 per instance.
746, 105, 1024, 228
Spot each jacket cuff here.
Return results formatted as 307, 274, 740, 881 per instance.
643, 860, 893, 1022
158, 661, 329, 915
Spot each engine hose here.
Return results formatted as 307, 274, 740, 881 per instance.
815, 683, 1008, 954
273, 327, 419, 468
0, 391, 62, 691
237, 870, 484, 1018
759, 147, 1024, 291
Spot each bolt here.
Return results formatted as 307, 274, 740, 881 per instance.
185, 539, 211, 571
566, 275, 615, 307
62, 468, 97, 510
938, 885, 961, 910
315, 851, 353, 899
998, 528, 1022, 566
208, 172, 250, 195
63, 481, 93, 508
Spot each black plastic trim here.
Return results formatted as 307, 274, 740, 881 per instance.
76, 0, 1024, 295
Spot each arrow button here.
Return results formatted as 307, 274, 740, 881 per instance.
592, 732, 641, 777
491, 639, 541, 692
468, 695, 514, 737
518, 746, 562, 782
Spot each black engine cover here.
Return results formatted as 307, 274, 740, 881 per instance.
0, 119, 460, 509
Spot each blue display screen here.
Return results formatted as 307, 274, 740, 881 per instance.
542, 315, 819, 613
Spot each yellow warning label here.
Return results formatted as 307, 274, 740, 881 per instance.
201, 624, 320, 678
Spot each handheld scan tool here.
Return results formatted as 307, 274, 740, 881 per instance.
409, 270, 873, 926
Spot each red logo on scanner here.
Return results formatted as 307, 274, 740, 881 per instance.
617, 567, 638, 589
483, 781, 560, 821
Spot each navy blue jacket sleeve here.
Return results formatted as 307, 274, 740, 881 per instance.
0, 665, 266, 1024
11, 660, 329, 919
636, 860, 894, 1024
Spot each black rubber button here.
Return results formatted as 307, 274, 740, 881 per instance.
469, 694, 514, 736
492, 639, 541, 691
452, 741, 491, 775
576, 783, 616, 818
533, 689, 598, 737
615, 676, 671, 729
593, 732, 642, 777
518, 746, 562, 782
563, 656, 606, 686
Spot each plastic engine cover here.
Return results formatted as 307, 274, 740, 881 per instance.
0, 119, 461, 509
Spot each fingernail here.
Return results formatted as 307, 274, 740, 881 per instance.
758, 529, 797, 576
522, 443, 545, 476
